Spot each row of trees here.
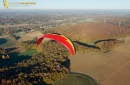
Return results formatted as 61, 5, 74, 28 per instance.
73, 42, 100, 53
0, 48, 6, 54
73, 39, 124, 53
18, 38, 124, 54
95, 39, 124, 52
0, 48, 10, 60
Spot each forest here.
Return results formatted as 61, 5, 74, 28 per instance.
0, 41, 70, 85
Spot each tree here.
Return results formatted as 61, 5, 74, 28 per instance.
2, 55, 5, 59
6, 55, 10, 59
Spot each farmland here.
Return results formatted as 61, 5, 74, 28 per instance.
1, 21, 130, 84
0, 32, 41, 67
25, 31, 43, 38
0, 34, 38, 68
14, 31, 43, 41
69, 36, 130, 85
0, 35, 17, 48
53, 73, 98, 85
0, 10, 130, 85
54, 22, 130, 43
14, 33, 33, 41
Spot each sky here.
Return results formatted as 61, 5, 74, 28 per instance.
0, 0, 130, 9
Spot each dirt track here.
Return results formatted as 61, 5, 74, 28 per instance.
69, 36, 130, 85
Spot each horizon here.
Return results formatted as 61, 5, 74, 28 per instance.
0, 0, 130, 9
1, 9, 130, 10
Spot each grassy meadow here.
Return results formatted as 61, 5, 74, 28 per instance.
0, 36, 17, 48
53, 73, 98, 85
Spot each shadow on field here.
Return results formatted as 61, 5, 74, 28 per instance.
0, 52, 32, 68
15, 36, 21, 40
0, 38, 7, 45
5, 47, 19, 53
94, 39, 116, 44
74, 41, 100, 49
62, 59, 71, 72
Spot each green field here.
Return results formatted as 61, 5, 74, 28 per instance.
0, 50, 37, 67
0, 37, 17, 48
53, 73, 98, 85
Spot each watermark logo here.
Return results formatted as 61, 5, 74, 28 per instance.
3, 0, 9, 9
3, 0, 36, 9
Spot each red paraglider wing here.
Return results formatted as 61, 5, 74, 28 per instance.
36, 37, 44, 45
36, 33, 75, 56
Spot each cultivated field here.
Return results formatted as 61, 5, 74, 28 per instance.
53, 73, 97, 85
15, 31, 43, 41
55, 22, 130, 43
15, 33, 33, 41
25, 31, 51, 42
0, 35, 25, 53
0, 31, 43, 53
25, 31, 43, 38
69, 36, 130, 85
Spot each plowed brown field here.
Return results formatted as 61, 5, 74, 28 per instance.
69, 36, 130, 85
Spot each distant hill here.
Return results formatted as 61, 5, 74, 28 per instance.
52, 22, 130, 43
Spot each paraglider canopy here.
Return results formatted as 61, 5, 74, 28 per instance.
36, 33, 75, 56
